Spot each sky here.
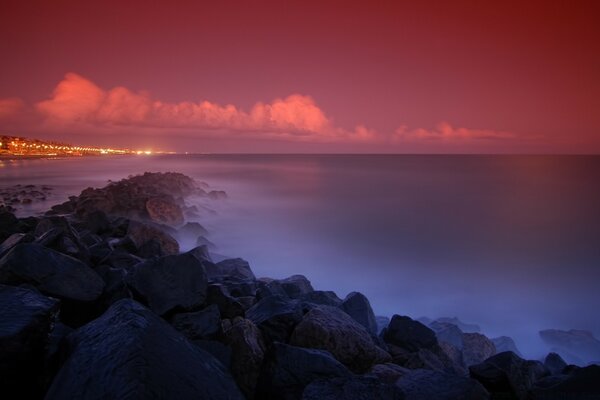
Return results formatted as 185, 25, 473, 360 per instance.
0, 0, 599, 153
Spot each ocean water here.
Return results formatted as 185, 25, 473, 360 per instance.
2, 154, 599, 359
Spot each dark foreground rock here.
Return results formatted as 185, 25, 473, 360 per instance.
301, 376, 405, 400
341, 291, 378, 335
396, 369, 489, 400
530, 364, 600, 399
45, 299, 244, 399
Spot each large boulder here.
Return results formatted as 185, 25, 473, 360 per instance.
291, 305, 390, 373
0, 233, 34, 258
539, 329, 600, 365
396, 369, 489, 400
370, 363, 411, 384
127, 220, 179, 256
301, 376, 404, 400
145, 197, 184, 226
301, 290, 342, 307
258, 342, 351, 400
126, 252, 208, 316
544, 352, 567, 375
0, 285, 59, 397
223, 317, 266, 399
469, 351, 548, 399
429, 321, 464, 349
0, 243, 104, 302
462, 332, 496, 367
206, 258, 256, 281
491, 336, 522, 357
279, 275, 314, 299
381, 315, 438, 352
246, 295, 304, 343
530, 364, 600, 399
171, 304, 222, 340
45, 299, 244, 399
341, 292, 378, 335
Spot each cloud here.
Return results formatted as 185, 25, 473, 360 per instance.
35, 73, 368, 141
394, 122, 516, 141
0, 97, 25, 119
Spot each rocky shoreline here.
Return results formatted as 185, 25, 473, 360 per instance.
1, 172, 598, 399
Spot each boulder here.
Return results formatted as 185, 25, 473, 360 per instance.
45, 299, 244, 399
206, 258, 256, 281
491, 336, 522, 357
223, 317, 266, 399
429, 321, 464, 349
126, 252, 208, 316
469, 351, 548, 399
530, 364, 600, 399
341, 292, 378, 335
171, 304, 222, 340
376, 316, 390, 334
539, 329, 600, 365
0, 233, 34, 258
206, 284, 245, 319
462, 332, 496, 367
146, 197, 184, 226
127, 220, 179, 256
370, 363, 411, 384
291, 305, 390, 373
301, 376, 404, 400
301, 290, 342, 307
396, 369, 489, 400
246, 295, 304, 343
0, 243, 104, 302
381, 315, 438, 352
544, 352, 567, 375
178, 221, 209, 237
433, 317, 480, 333
0, 285, 59, 397
279, 275, 314, 299
256, 279, 289, 300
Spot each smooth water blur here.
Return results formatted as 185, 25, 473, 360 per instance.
2, 154, 600, 358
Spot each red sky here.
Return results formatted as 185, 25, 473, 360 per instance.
1, 0, 599, 153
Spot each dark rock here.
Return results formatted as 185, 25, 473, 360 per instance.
179, 221, 209, 237
539, 329, 600, 365
206, 258, 256, 281
492, 336, 522, 357
193, 339, 232, 369
223, 317, 266, 399
469, 351, 548, 399
530, 364, 600, 399
376, 316, 390, 334
370, 363, 411, 384
301, 375, 405, 400
429, 321, 464, 349
462, 332, 496, 367
256, 279, 289, 300
208, 190, 228, 200
397, 369, 489, 400
544, 352, 568, 375
45, 299, 244, 399
291, 305, 390, 373
126, 252, 208, 316
83, 210, 111, 234
171, 304, 222, 340
259, 342, 351, 400
301, 290, 342, 307
0, 232, 34, 258
382, 315, 438, 352
0, 285, 59, 398
279, 274, 314, 299
0, 243, 104, 302
206, 284, 245, 319
246, 295, 304, 343
341, 291, 378, 335
127, 220, 179, 256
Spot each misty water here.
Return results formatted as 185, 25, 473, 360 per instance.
2, 154, 599, 360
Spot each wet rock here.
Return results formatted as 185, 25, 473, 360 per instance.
256, 279, 289, 300
259, 342, 351, 400
45, 299, 244, 400
469, 351, 548, 399
0, 232, 34, 258
341, 291, 378, 335
146, 196, 184, 226
208, 190, 228, 200
397, 369, 489, 400
544, 352, 567, 375
193, 339, 232, 369
126, 252, 208, 316
301, 375, 405, 400
462, 332, 496, 367
188, 245, 213, 263
171, 304, 222, 340
382, 315, 438, 352
492, 335, 522, 357
246, 295, 304, 343
0, 285, 59, 398
0, 243, 104, 302
291, 305, 390, 373
127, 220, 179, 256
279, 274, 314, 299
223, 317, 266, 399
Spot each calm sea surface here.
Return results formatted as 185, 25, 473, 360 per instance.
2, 154, 599, 357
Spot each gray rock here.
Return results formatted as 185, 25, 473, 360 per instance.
46, 299, 244, 399
341, 292, 378, 335
462, 332, 496, 367
279, 275, 314, 299
397, 369, 489, 400
530, 364, 600, 399
126, 252, 208, 316
376, 316, 390, 334
207, 258, 256, 281
291, 305, 390, 373
370, 363, 411, 384
429, 321, 464, 349
491, 335, 522, 357
381, 315, 438, 352
0, 243, 104, 302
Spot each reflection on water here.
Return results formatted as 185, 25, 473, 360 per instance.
2, 154, 600, 359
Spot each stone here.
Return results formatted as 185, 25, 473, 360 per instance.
291, 305, 390, 373
462, 332, 496, 367
0, 243, 104, 302
376, 316, 390, 334
206, 284, 245, 319
539, 329, 600, 365
126, 252, 208, 316
381, 315, 438, 352
0, 285, 59, 398
45, 299, 244, 399
301, 376, 405, 400
544, 352, 567, 375
127, 220, 179, 256
0, 232, 34, 258
171, 304, 222, 340
146, 197, 184, 226
397, 369, 489, 400
246, 295, 304, 343
341, 292, 378, 335
530, 364, 600, 399
370, 363, 411, 384
279, 275, 314, 299
207, 258, 256, 281
429, 321, 464, 349
301, 290, 342, 307
491, 336, 522, 357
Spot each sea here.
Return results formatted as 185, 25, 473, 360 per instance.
2, 154, 599, 360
